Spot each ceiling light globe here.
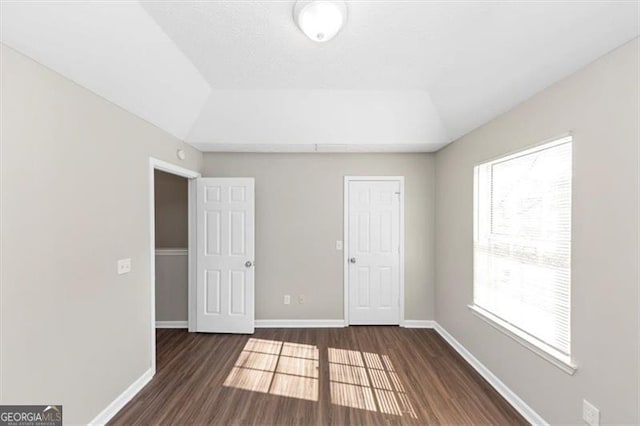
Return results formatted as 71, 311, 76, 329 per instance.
294, 0, 347, 43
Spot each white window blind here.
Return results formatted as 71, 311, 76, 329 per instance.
473, 136, 572, 359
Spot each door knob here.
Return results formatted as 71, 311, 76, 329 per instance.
245, 261, 253, 268
349, 257, 356, 264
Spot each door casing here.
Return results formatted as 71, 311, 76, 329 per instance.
343, 176, 405, 326
149, 157, 200, 373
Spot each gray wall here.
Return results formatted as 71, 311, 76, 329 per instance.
434, 38, 639, 423
154, 170, 189, 322
155, 252, 188, 322
0, 45, 202, 424
202, 153, 435, 321
154, 170, 188, 248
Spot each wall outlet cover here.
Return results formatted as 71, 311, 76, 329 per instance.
117, 258, 132, 275
583, 400, 600, 426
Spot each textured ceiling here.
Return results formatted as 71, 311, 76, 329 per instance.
2, 1, 639, 151
142, 1, 638, 91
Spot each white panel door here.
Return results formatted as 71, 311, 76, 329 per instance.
348, 180, 401, 324
196, 178, 255, 333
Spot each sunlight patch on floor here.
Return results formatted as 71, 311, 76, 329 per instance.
224, 338, 319, 401
223, 338, 416, 417
328, 348, 417, 418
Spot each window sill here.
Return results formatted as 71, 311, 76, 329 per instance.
467, 305, 577, 375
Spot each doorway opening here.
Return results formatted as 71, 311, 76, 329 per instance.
149, 158, 200, 371
344, 176, 405, 326
154, 169, 189, 328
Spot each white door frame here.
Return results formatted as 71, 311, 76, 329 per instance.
148, 158, 200, 372
343, 176, 405, 326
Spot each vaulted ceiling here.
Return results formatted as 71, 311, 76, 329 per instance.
2, 1, 638, 152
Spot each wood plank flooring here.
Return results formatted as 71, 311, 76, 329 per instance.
109, 327, 527, 425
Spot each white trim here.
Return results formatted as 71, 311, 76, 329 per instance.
398, 178, 405, 326
433, 322, 549, 426
188, 179, 197, 333
155, 248, 188, 256
344, 176, 405, 326
89, 367, 154, 425
190, 143, 443, 153
468, 305, 577, 375
151, 158, 201, 179
343, 178, 349, 325
156, 321, 188, 329
255, 319, 346, 328
149, 157, 200, 373
402, 320, 435, 328
474, 133, 573, 166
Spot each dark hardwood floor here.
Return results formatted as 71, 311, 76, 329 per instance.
109, 327, 527, 425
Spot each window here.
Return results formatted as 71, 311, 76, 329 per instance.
472, 136, 573, 370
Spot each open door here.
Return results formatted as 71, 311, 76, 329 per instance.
196, 178, 255, 333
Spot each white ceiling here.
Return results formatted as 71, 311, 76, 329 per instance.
2, 1, 638, 152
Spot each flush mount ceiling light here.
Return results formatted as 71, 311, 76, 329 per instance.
294, 0, 347, 43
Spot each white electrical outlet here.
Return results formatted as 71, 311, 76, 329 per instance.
284, 295, 291, 305
336, 240, 343, 250
299, 295, 305, 304
583, 400, 600, 426
117, 258, 131, 275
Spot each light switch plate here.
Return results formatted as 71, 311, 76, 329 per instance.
336, 240, 343, 250
117, 258, 131, 275
284, 295, 291, 305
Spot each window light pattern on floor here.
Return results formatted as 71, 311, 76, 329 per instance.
223, 338, 319, 401
328, 348, 417, 418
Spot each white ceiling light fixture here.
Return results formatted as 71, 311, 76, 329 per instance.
294, 0, 347, 43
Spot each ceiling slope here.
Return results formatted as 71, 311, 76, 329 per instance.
0, 1, 211, 140
187, 89, 449, 151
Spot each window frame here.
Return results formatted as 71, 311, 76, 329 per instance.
470, 134, 577, 375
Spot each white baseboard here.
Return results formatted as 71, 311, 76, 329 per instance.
89, 367, 154, 425
433, 323, 548, 425
402, 320, 435, 328
156, 321, 188, 329
255, 319, 346, 328
255, 320, 437, 328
